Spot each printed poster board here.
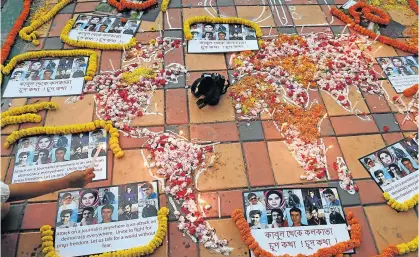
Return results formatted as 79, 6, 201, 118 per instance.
376, 56, 419, 93
68, 14, 140, 45
242, 187, 353, 256
12, 129, 108, 184
54, 181, 159, 257
359, 135, 418, 202
3, 57, 88, 98
187, 23, 259, 53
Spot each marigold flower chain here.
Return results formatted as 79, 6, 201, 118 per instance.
331, 7, 418, 54
408, 0, 418, 14
19, 0, 73, 45
39, 207, 169, 257
107, 0, 158, 11
231, 209, 362, 257
161, 0, 171, 11
4, 120, 124, 158
348, 2, 391, 25
183, 16, 262, 40
60, 19, 137, 50
1, 50, 98, 81
1, 0, 31, 64
373, 236, 418, 257
1, 114, 42, 128
1, 102, 58, 118
383, 192, 418, 211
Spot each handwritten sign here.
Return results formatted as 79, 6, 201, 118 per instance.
253, 225, 349, 255
54, 181, 159, 257
68, 30, 134, 44
242, 187, 353, 256
4, 78, 84, 98
187, 23, 259, 53
12, 130, 107, 184
188, 40, 259, 53
68, 15, 140, 45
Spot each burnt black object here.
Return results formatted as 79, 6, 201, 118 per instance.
191, 73, 230, 109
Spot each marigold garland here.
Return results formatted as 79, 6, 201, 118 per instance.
4, 120, 124, 158
1, 50, 97, 81
1, 102, 58, 118
408, 0, 418, 13
383, 192, 418, 211
39, 207, 169, 257
1, 0, 31, 65
107, 0, 158, 11
161, 0, 170, 11
348, 2, 391, 25
183, 16, 263, 41
331, 7, 418, 54
373, 236, 418, 257
231, 209, 362, 257
1, 114, 42, 128
60, 19, 137, 50
19, 0, 73, 45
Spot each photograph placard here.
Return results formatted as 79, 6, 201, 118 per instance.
54, 181, 159, 257
3, 57, 88, 98
68, 14, 140, 45
242, 187, 353, 256
377, 56, 419, 93
359, 135, 418, 202
187, 23, 259, 53
12, 129, 108, 184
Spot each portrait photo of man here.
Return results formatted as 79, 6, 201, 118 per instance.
118, 202, 138, 221
100, 205, 117, 223
249, 210, 268, 229
79, 207, 97, 226
57, 209, 77, 228
140, 182, 157, 200
322, 189, 340, 206
54, 147, 69, 163
289, 207, 307, 227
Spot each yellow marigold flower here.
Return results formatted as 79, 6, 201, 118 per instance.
42, 230, 54, 236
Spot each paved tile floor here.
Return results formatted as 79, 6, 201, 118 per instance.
1, 0, 418, 257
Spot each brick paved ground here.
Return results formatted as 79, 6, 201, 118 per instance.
1, 0, 418, 257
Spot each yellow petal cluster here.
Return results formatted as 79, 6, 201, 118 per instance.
39, 207, 169, 257
1, 50, 97, 81
183, 16, 263, 40
121, 67, 156, 84
19, 0, 73, 45
60, 19, 137, 50
4, 120, 124, 158
2, 102, 58, 117
383, 192, 418, 211
160, 0, 171, 12
1, 114, 42, 128
397, 236, 419, 255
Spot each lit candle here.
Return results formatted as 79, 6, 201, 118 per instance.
217, 195, 221, 218
109, 58, 115, 71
